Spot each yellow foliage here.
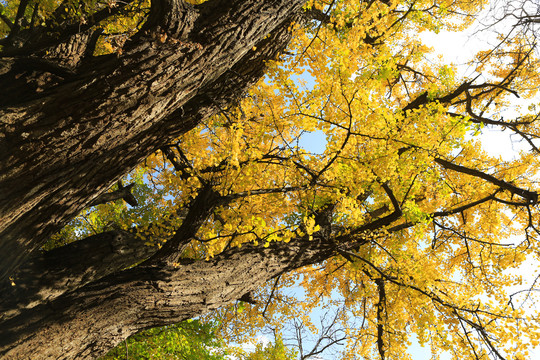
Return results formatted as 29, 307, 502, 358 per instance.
39, 0, 540, 358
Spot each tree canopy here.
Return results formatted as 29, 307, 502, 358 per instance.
100, 319, 230, 360
1, 0, 540, 359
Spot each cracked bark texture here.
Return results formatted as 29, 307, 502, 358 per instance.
0, 0, 322, 357
0, 0, 306, 282
0, 157, 350, 359
1, 2, 534, 356
0, 229, 153, 322
0, 236, 337, 359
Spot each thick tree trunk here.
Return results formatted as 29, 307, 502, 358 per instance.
4, 1, 537, 359
0, 2, 316, 356
0, 0, 306, 282
0, 229, 155, 322
0, 180, 357, 359
0, 235, 339, 359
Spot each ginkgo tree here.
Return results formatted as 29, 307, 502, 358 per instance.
1, 0, 540, 359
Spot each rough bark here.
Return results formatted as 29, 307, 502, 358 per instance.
3, 1, 536, 359
0, 235, 337, 360
0, 180, 214, 324
0, 229, 154, 322
0, 1, 314, 356
0, 177, 363, 359
0, 174, 346, 359
0, 0, 306, 282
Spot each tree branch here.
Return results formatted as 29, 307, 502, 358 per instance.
402, 80, 473, 112
375, 277, 386, 360
8, 0, 30, 41
345, 182, 402, 238
0, 12, 14, 30
433, 192, 499, 217
435, 157, 538, 204
150, 183, 221, 264
0, 228, 155, 322
0, 232, 336, 359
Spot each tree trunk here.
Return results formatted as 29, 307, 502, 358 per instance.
0, 1, 317, 356
0, 235, 339, 359
0, 229, 155, 322
0, 0, 306, 282
0, 178, 346, 359
0, 181, 356, 359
